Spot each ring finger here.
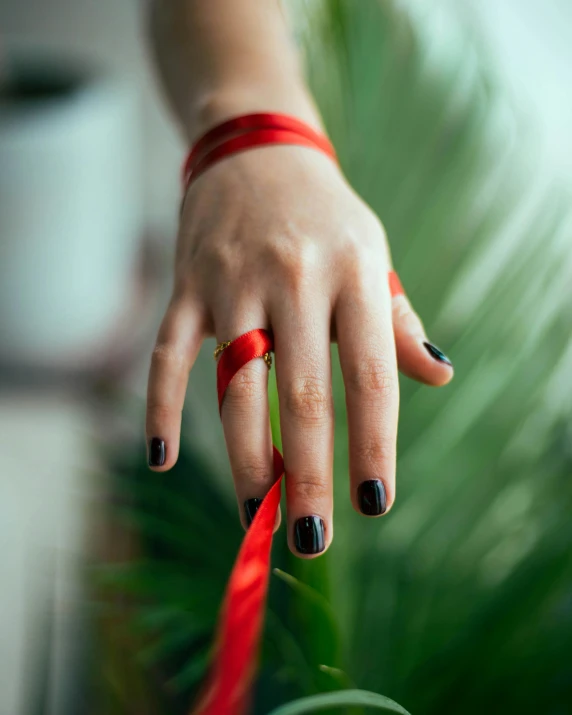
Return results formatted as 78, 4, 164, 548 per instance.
215, 297, 279, 531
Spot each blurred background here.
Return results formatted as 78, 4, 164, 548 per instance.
1, 0, 572, 713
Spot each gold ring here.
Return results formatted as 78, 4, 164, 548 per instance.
213, 341, 231, 361
214, 340, 272, 370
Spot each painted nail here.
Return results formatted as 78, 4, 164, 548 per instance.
148, 438, 165, 467
294, 516, 325, 555
423, 341, 452, 367
358, 479, 387, 516
244, 498, 263, 527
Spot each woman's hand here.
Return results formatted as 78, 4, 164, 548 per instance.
145, 144, 453, 557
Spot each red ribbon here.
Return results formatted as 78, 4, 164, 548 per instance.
388, 270, 404, 297
184, 114, 404, 715
194, 329, 283, 715
183, 112, 336, 188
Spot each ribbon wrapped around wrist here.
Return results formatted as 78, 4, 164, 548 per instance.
182, 112, 337, 190
182, 113, 404, 715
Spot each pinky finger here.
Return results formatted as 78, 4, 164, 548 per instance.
146, 300, 204, 471
390, 272, 454, 387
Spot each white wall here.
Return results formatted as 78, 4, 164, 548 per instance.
0, 5, 186, 713
1, 0, 184, 237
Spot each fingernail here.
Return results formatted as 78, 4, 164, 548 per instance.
294, 516, 325, 555
358, 479, 387, 516
148, 437, 165, 467
423, 341, 452, 367
244, 498, 263, 526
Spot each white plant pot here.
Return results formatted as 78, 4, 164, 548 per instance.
0, 56, 141, 370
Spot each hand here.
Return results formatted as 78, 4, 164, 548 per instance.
146, 145, 453, 557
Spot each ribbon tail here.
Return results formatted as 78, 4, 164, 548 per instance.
192, 473, 283, 715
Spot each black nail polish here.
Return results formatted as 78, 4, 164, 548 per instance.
294, 516, 325, 555
244, 498, 263, 526
148, 438, 165, 467
358, 479, 387, 516
423, 341, 452, 367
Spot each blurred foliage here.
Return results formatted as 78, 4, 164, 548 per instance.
98, 0, 572, 713
266, 690, 411, 714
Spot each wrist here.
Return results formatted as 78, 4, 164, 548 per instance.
186, 84, 324, 143
182, 109, 337, 189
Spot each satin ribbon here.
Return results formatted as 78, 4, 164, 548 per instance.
194, 329, 282, 715
388, 270, 404, 298
183, 112, 336, 188
183, 114, 404, 715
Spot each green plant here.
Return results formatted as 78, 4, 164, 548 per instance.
267, 690, 411, 714
98, 1, 572, 713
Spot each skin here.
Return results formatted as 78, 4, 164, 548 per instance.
146, 0, 454, 558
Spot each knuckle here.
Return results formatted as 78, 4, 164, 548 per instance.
206, 242, 241, 281
233, 458, 272, 490
276, 241, 320, 292
292, 476, 329, 503
284, 376, 331, 422
344, 245, 383, 296
151, 343, 187, 371
223, 363, 265, 411
354, 439, 395, 471
341, 227, 364, 258
147, 403, 176, 424
356, 207, 387, 244
170, 279, 199, 305
346, 356, 395, 397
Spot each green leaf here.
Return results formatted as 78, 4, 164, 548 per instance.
318, 665, 354, 690
273, 569, 336, 618
267, 690, 411, 715
273, 568, 341, 670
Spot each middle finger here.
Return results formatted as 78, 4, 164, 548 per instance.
272, 292, 334, 558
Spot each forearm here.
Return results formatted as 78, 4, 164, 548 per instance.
148, 0, 322, 142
